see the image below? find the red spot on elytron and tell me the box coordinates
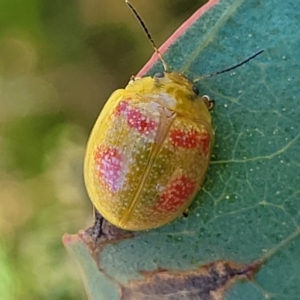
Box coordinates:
[170,129,200,149]
[199,131,210,156]
[170,128,211,155]
[113,100,156,135]
[154,175,196,213]
[94,146,123,193]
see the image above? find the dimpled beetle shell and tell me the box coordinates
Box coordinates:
[84,72,214,231]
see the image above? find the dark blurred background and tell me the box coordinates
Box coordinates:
[0,0,206,299]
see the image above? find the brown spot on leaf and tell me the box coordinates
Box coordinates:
[120,260,260,300]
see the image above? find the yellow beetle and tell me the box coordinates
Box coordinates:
[84,69,214,230]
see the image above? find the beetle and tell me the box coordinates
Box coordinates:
[84,0,263,231]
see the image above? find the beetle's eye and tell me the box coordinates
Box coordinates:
[192,85,199,95]
[153,72,165,78]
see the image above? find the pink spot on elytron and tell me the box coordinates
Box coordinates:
[170,129,200,149]
[113,100,129,117]
[154,175,196,213]
[113,100,156,135]
[94,146,123,193]
[126,107,156,134]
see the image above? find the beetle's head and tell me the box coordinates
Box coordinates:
[152,71,200,99]
[126,71,200,101]
[125,72,211,123]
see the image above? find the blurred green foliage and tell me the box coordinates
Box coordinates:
[0,0,206,299]
[4,113,66,176]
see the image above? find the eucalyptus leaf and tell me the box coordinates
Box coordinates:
[64,0,300,299]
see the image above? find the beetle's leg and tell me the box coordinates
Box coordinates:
[202,95,215,110]
[128,75,141,85]
[85,207,104,242]
[85,207,134,246]
[182,208,189,218]
[127,75,136,85]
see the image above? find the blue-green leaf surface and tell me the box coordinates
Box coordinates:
[64,0,300,299]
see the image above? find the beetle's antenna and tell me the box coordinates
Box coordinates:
[193,49,264,82]
[125,0,169,71]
